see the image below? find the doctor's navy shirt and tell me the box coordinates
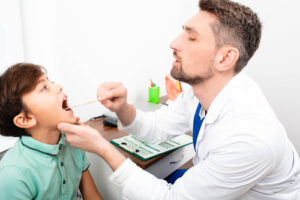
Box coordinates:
[0,132,90,200]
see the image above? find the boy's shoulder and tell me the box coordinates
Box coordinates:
[0,138,24,168]
[0,136,50,172]
[0,138,30,185]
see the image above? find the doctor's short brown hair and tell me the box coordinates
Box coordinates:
[200,0,262,73]
[0,63,46,137]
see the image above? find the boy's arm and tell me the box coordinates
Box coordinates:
[79,169,103,200]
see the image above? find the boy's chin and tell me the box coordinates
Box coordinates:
[59,116,79,125]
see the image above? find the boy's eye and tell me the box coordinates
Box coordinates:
[42,85,48,91]
[188,37,196,41]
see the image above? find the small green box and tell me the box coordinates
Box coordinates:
[148,87,160,104]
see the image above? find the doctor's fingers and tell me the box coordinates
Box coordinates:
[101,99,123,111]
[98,86,127,102]
[58,122,88,136]
[59,123,100,141]
[97,82,126,100]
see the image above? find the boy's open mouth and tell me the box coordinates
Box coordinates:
[62,97,71,111]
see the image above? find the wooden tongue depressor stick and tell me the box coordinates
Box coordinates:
[65,99,98,110]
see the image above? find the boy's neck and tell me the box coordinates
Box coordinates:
[27,126,61,145]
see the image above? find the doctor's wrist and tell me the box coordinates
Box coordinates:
[100,141,126,171]
[116,103,136,127]
[116,102,129,115]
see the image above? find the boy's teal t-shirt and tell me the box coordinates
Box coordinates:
[0,132,90,200]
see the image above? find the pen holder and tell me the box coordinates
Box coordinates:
[148,87,160,104]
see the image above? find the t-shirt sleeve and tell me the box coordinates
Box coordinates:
[80,150,90,172]
[0,166,33,199]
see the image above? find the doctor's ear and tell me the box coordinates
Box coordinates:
[13,112,37,129]
[215,46,239,72]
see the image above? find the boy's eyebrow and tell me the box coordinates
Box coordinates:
[37,79,46,84]
[182,25,199,36]
[36,77,48,86]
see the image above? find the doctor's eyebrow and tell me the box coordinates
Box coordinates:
[182,25,200,36]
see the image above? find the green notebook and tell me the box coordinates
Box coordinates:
[110,134,193,161]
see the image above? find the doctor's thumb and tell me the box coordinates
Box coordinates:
[58,123,76,133]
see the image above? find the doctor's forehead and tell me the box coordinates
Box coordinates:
[182,25,200,36]
[183,12,218,36]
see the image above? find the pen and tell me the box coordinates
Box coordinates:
[150,79,154,87]
[176,80,183,92]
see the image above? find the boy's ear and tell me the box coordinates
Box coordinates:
[13,112,37,129]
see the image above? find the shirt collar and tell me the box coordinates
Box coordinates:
[21,132,67,156]
[199,106,206,120]
[204,72,245,124]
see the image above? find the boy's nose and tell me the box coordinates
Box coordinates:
[56,84,63,93]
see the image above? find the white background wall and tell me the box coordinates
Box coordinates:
[0,0,24,66]
[0,1,300,197]
[237,0,300,152]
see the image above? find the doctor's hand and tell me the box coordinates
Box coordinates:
[97,82,127,113]
[97,82,136,126]
[57,122,126,171]
[58,122,109,156]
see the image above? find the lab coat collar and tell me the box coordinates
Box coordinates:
[204,72,244,124]
[20,132,67,156]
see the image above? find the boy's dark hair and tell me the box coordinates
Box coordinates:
[200,0,262,73]
[0,63,46,137]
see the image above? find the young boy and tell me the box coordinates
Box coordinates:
[0,63,103,199]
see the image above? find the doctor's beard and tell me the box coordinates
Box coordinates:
[170,56,214,86]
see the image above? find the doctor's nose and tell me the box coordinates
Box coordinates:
[169,35,181,51]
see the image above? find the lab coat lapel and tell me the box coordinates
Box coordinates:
[194,73,244,152]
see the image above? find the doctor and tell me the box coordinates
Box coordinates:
[58,0,300,199]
